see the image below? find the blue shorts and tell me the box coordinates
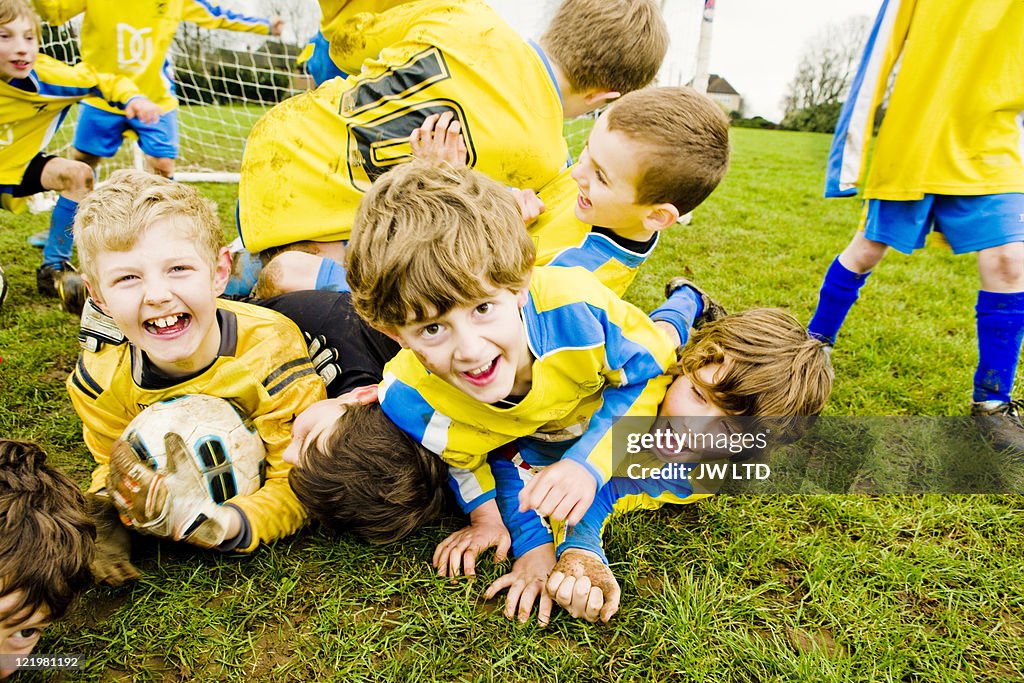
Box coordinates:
[73,102,178,159]
[862,193,1024,255]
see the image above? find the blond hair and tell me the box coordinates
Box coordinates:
[606,87,731,215]
[347,160,534,330]
[540,0,668,96]
[675,308,834,442]
[0,0,40,38]
[74,169,223,286]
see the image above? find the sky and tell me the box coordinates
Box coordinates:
[706,0,882,121]
[485,0,882,122]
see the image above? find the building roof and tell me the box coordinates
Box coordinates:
[707,74,739,95]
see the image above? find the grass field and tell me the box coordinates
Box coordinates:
[2,127,1023,681]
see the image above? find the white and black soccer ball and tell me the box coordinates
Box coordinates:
[120,394,266,504]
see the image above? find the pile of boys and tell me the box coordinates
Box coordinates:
[5,0,1022,672]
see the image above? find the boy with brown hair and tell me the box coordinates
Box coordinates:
[488,308,834,625]
[417,86,732,296]
[66,170,325,585]
[0,0,160,314]
[0,439,94,679]
[233,0,669,294]
[343,160,714,579]
[285,390,452,545]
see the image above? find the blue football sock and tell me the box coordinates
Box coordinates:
[41,195,78,268]
[650,285,703,347]
[315,257,350,293]
[224,248,263,298]
[973,290,1024,403]
[807,256,870,344]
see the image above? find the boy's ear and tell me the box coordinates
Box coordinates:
[642,203,681,233]
[379,326,408,348]
[515,272,533,308]
[83,277,110,315]
[584,89,620,109]
[211,247,232,296]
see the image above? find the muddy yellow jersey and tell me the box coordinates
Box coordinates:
[33,0,272,113]
[238,0,567,251]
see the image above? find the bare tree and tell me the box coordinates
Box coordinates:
[781,16,871,130]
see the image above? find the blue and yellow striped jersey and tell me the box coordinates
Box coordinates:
[0,54,142,188]
[826,0,1024,200]
[378,266,675,512]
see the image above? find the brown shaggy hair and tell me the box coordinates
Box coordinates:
[673,308,834,444]
[0,440,94,625]
[346,160,534,330]
[288,403,449,544]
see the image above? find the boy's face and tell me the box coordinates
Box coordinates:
[386,284,533,404]
[0,591,49,680]
[648,364,734,463]
[659,364,729,420]
[0,17,37,82]
[571,113,662,239]
[87,220,231,378]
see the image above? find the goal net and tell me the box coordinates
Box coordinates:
[39,0,321,182]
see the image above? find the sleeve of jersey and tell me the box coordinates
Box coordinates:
[231,352,326,552]
[559,296,676,488]
[66,355,126,494]
[182,0,271,34]
[556,474,702,564]
[490,453,552,559]
[31,0,86,24]
[378,372,496,512]
[64,61,145,109]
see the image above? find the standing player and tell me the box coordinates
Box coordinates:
[31,0,282,179]
[0,0,160,314]
[808,0,1024,452]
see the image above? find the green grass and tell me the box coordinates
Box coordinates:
[2,127,1023,682]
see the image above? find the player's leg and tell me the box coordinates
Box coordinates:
[72,103,129,169]
[253,250,349,298]
[808,198,931,344]
[37,155,92,314]
[132,108,178,179]
[938,194,1024,452]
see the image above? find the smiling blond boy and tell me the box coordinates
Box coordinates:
[65,170,325,584]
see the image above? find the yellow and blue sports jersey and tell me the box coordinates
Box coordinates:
[0,54,143,209]
[66,298,326,553]
[826,0,1024,200]
[491,452,710,562]
[238,0,567,251]
[33,0,272,113]
[532,168,657,297]
[378,266,675,513]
